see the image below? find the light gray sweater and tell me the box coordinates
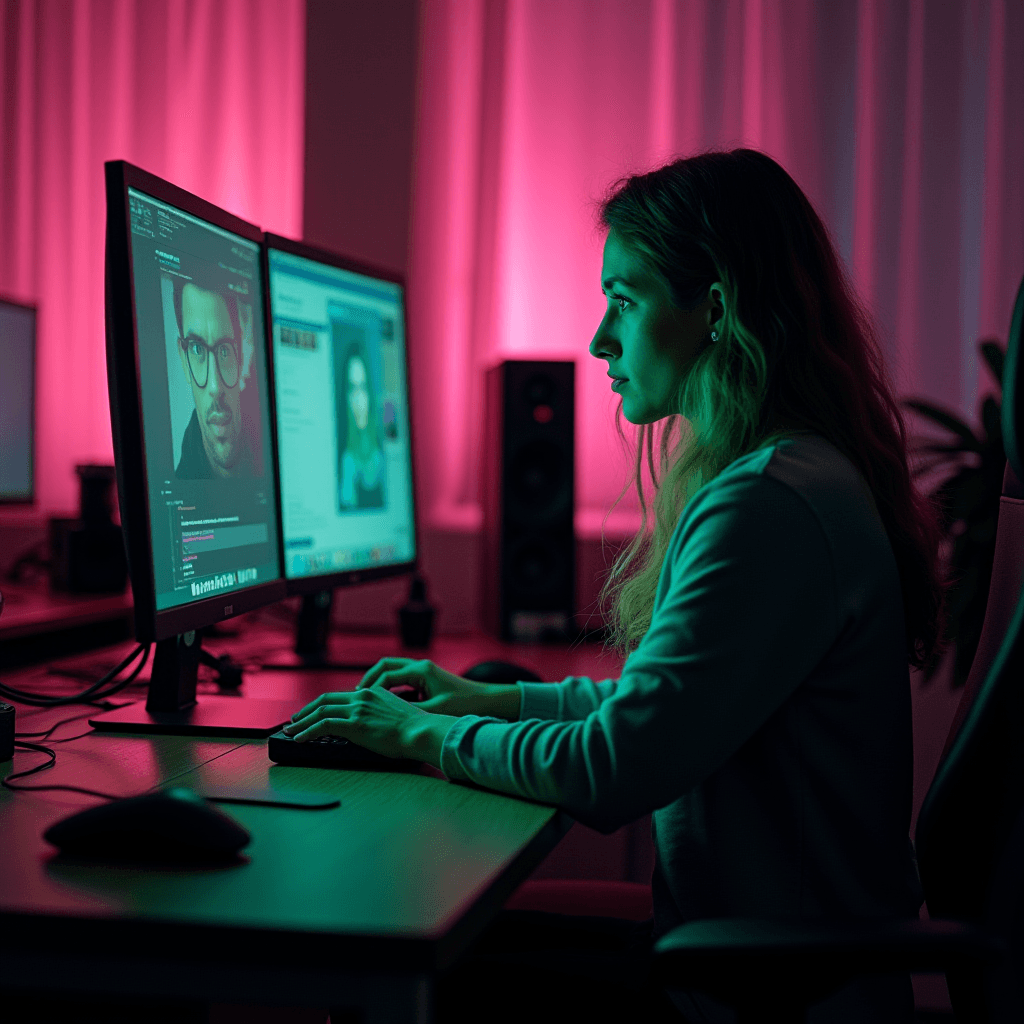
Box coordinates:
[440,432,921,1019]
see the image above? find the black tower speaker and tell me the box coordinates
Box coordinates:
[481,360,575,641]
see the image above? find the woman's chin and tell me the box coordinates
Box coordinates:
[621,402,662,426]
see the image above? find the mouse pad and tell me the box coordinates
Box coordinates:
[194,785,340,810]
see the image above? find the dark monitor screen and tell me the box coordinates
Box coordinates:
[0,298,36,502]
[266,242,416,587]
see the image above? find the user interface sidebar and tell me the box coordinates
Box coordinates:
[128,188,282,611]
[267,248,416,580]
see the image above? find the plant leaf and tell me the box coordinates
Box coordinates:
[903,399,982,451]
[981,395,1002,443]
[913,443,979,456]
[911,456,961,480]
[979,339,1005,386]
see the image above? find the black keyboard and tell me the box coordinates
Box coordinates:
[267,730,419,771]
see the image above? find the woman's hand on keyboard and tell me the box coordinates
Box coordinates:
[282,659,520,767]
[283,685,455,766]
[355,658,498,718]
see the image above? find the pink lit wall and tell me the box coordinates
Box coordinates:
[0,0,306,514]
[302,0,418,273]
[407,0,1024,536]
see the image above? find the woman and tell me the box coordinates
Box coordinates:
[285,149,948,1022]
[337,340,384,510]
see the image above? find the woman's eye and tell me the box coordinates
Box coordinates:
[615,296,631,312]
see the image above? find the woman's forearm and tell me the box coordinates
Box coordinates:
[472,683,521,721]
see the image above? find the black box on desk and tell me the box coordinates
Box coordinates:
[49,518,128,594]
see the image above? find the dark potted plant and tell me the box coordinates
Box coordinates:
[902,338,1007,687]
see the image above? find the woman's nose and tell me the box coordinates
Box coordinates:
[589,313,618,360]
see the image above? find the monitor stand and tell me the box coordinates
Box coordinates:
[259,589,375,672]
[89,631,297,737]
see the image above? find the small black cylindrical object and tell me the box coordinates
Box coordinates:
[77,463,118,528]
[0,702,14,762]
[398,576,436,648]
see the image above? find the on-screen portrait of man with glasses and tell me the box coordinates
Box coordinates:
[172,276,254,479]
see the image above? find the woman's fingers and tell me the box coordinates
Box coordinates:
[357,657,419,689]
[289,691,352,722]
[360,658,434,697]
[287,688,399,730]
[284,687,423,759]
[292,715,348,742]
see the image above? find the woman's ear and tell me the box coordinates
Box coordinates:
[707,283,727,333]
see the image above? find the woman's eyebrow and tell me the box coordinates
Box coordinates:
[602,274,637,292]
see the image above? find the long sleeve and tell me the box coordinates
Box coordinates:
[440,471,837,833]
[517,676,619,722]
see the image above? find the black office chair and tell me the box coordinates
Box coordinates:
[653,276,1024,1024]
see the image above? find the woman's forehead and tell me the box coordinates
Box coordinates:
[601,232,652,288]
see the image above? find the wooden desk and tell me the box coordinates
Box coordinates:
[0,625,613,1021]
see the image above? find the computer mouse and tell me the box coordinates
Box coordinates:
[43,787,251,864]
[461,660,543,685]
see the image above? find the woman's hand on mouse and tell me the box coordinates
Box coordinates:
[355,657,520,719]
[282,686,458,767]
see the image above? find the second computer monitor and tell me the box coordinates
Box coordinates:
[0,296,36,503]
[264,236,417,592]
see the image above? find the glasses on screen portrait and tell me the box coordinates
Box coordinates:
[180,336,240,389]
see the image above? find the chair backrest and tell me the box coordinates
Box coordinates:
[915,274,1024,1021]
[938,462,1024,766]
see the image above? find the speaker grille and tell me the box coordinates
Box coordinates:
[481,360,575,641]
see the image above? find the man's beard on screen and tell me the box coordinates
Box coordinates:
[203,398,240,470]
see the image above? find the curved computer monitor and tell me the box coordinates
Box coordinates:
[97,161,292,735]
[263,235,419,659]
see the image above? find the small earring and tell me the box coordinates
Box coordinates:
[711,330,719,342]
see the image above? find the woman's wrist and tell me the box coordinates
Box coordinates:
[402,712,459,768]
[401,684,521,769]
[478,683,521,721]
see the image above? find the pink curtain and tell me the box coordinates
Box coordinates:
[0,0,306,512]
[407,0,1024,534]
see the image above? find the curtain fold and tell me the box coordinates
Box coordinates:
[407,0,1024,533]
[0,0,305,512]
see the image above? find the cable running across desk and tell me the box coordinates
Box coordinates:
[1,646,151,798]
[0,643,150,707]
[15,706,129,742]
[1,644,338,808]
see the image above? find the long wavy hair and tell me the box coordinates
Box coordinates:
[598,149,949,673]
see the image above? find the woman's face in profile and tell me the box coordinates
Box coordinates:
[590,231,720,424]
[347,355,370,431]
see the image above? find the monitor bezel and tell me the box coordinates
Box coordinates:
[0,294,37,505]
[105,160,287,643]
[262,232,420,597]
